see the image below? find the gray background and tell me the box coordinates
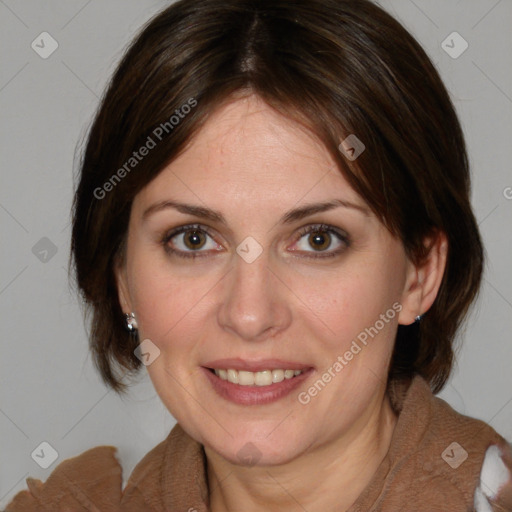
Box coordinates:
[1,0,511,505]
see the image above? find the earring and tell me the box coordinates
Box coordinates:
[415,314,422,322]
[125,312,138,332]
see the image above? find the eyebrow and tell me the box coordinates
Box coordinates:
[142,198,369,225]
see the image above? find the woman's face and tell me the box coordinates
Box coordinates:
[116,95,422,466]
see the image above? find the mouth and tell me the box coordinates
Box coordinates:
[209,367,304,386]
[201,359,314,405]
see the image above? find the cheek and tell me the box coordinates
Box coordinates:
[126,250,210,346]
[292,264,401,345]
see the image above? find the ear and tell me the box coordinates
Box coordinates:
[398,230,448,325]
[114,257,132,314]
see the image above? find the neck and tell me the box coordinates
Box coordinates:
[206,389,398,512]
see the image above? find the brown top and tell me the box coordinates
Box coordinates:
[6,375,512,511]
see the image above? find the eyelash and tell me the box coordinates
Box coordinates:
[161,223,350,260]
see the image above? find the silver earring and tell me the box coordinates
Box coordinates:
[415,314,422,322]
[125,312,138,332]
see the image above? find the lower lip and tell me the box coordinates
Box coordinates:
[202,367,314,405]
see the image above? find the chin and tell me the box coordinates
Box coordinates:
[203,427,307,467]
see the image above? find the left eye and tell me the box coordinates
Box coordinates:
[291,224,349,258]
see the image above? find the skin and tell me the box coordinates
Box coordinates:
[116,94,447,511]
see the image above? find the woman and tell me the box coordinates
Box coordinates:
[7,0,511,510]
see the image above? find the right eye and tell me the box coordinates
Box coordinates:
[161,224,223,259]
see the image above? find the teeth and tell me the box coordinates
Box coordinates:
[272,369,284,383]
[238,370,255,386]
[227,369,239,384]
[284,369,295,379]
[213,368,303,386]
[254,370,272,386]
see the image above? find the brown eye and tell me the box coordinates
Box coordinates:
[308,230,332,251]
[183,229,207,250]
[291,223,350,259]
[162,224,223,259]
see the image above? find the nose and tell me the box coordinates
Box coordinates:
[217,249,292,342]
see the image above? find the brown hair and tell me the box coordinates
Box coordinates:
[71,0,483,394]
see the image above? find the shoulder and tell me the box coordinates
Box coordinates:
[120,423,202,510]
[5,425,192,512]
[383,376,512,510]
[119,434,169,509]
[5,445,123,511]
[436,405,512,512]
[425,379,512,510]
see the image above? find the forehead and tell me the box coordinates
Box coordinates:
[133,95,365,213]
[192,95,328,165]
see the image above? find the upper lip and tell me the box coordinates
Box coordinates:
[203,358,312,372]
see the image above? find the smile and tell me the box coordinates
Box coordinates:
[212,368,302,386]
[202,362,314,405]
